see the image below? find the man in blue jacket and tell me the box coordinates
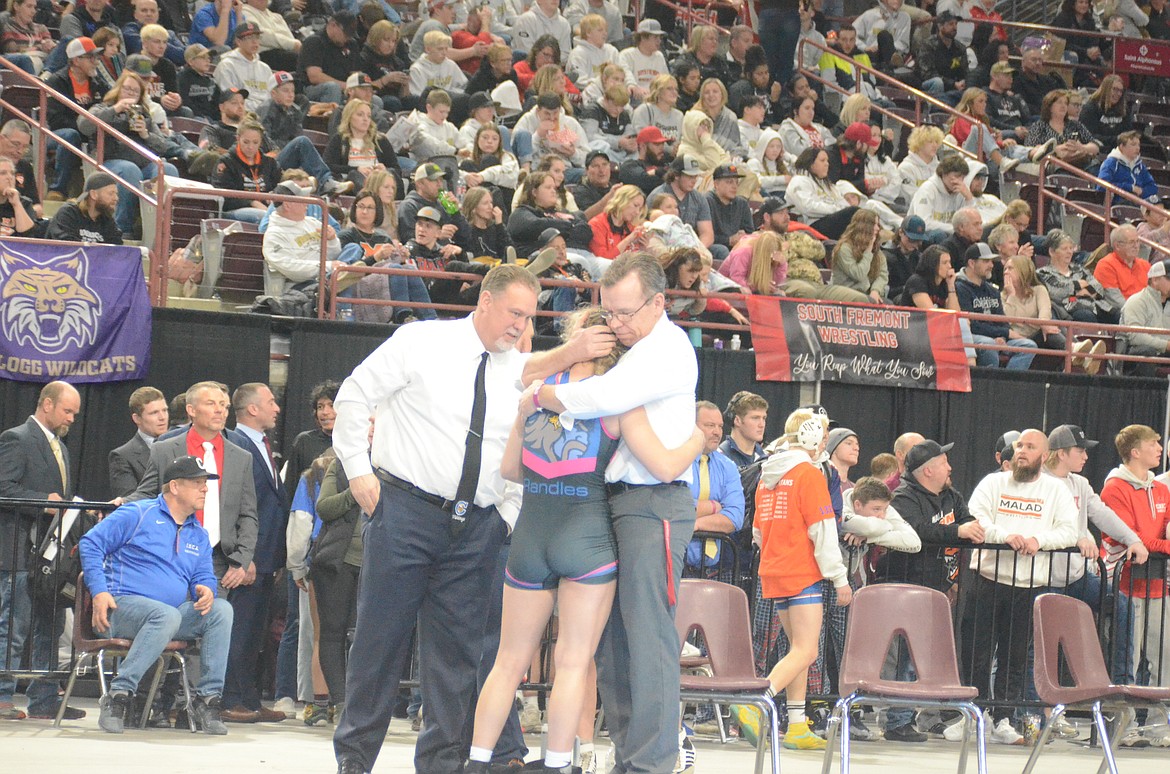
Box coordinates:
[79,456,234,735]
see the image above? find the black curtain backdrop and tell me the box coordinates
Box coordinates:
[1,308,271,502]
[5,311,1166,504]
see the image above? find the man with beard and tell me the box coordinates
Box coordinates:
[618,126,671,196]
[0,381,87,721]
[962,429,1078,745]
[46,171,122,243]
[914,11,968,103]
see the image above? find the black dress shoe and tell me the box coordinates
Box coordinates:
[337,758,368,774]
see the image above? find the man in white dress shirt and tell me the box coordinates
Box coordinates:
[521,254,698,774]
[330,264,539,774]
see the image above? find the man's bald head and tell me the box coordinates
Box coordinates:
[893,432,926,469]
[1012,428,1048,482]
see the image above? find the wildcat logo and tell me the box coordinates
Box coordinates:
[0,248,102,355]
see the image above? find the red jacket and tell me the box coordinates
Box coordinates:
[1101,468,1170,598]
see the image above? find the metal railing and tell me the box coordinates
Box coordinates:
[0,55,168,263]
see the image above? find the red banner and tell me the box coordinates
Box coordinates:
[1113,38,1170,77]
[746,296,971,392]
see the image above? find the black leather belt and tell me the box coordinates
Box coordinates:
[376,469,454,511]
[606,480,689,497]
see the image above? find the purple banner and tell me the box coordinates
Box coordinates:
[0,240,151,383]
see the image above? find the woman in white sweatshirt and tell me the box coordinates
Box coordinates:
[748,128,794,198]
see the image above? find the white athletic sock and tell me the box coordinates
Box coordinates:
[545,750,572,768]
[469,746,493,763]
[788,708,806,725]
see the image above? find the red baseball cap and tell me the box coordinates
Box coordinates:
[843,121,878,147]
[636,126,669,145]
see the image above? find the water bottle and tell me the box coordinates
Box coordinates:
[730,334,742,351]
[688,326,702,348]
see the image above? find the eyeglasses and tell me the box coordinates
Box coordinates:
[355,203,377,210]
[599,296,652,323]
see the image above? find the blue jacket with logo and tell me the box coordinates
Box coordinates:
[79,495,217,608]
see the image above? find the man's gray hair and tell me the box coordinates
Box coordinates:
[1111,223,1138,247]
[952,208,980,230]
[185,380,229,406]
[695,400,720,417]
[601,252,667,297]
[1,119,31,137]
[481,263,540,298]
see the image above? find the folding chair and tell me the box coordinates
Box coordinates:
[1023,593,1170,774]
[56,573,195,731]
[675,579,781,774]
[821,584,988,774]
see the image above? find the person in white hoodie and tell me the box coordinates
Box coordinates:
[564,14,619,90]
[261,181,343,296]
[738,407,851,752]
[748,126,793,198]
[908,155,976,238]
[896,125,943,206]
[962,429,1079,746]
[839,477,922,587]
[617,19,668,102]
[511,0,572,56]
[241,0,300,72]
[410,30,469,97]
[965,161,1006,224]
[408,88,470,162]
[213,22,273,114]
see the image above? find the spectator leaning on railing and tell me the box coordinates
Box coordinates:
[1120,258,1170,375]
[261,181,343,297]
[962,429,1079,746]
[1094,223,1150,317]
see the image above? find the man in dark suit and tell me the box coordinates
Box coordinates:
[108,386,170,498]
[129,381,258,587]
[0,381,86,721]
[222,383,289,724]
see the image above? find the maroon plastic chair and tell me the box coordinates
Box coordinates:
[820,584,987,774]
[1023,593,1170,774]
[675,579,780,774]
[55,573,194,731]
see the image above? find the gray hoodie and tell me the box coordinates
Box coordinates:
[1042,467,1141,586]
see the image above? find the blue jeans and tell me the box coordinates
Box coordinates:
[305,82,345,104]
[106,594,233,698]
[44,36,69,73]
[48,128,83,194]
[275,572,300,701]
[0,571,64,714]
[6,54,36,74]
[277,135,333,185]
[336,245,438,317]
[103,158,179,232]
[512,130,533,164]
[972,334,1037,370]
[759,8,801,86]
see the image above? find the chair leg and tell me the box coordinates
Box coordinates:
[138,655,168,730]
[1096,705,1129,774]
[1022,704,1063,774]
[840,697,856,774]
[95,650,108,695]
[714,702,728,744]
[962,702,988,774]
[174,653,197,734]
[820,697,847,774]
[54,652,90,727]
[753,694,781,774]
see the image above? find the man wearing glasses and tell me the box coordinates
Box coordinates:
[522,253,698,774]
[1094,224,1151,319]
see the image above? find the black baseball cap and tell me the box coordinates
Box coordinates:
[163,455,220,484]
[905,440,954,473]
[467,91,495,112]
[759,198,794,215]
[217,86,248,104]
[585,150,611,167]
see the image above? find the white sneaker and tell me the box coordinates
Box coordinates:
[672,735,696,774]
[272,697,297,719]
[1143,724,1170,747]
[942,717,968,742]
[1050,716,1079,740]
[991,717,1025,746]
[519,700,542,733]
[1120,724,1150,748]
[579,749,598,774]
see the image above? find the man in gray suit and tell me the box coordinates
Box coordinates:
[0,381,87,721]
[128,381,259,592]
[108,386,170,499]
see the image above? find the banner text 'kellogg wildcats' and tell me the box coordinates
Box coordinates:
[0,240,150,383]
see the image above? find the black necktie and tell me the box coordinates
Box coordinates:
[451,351,488,537]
